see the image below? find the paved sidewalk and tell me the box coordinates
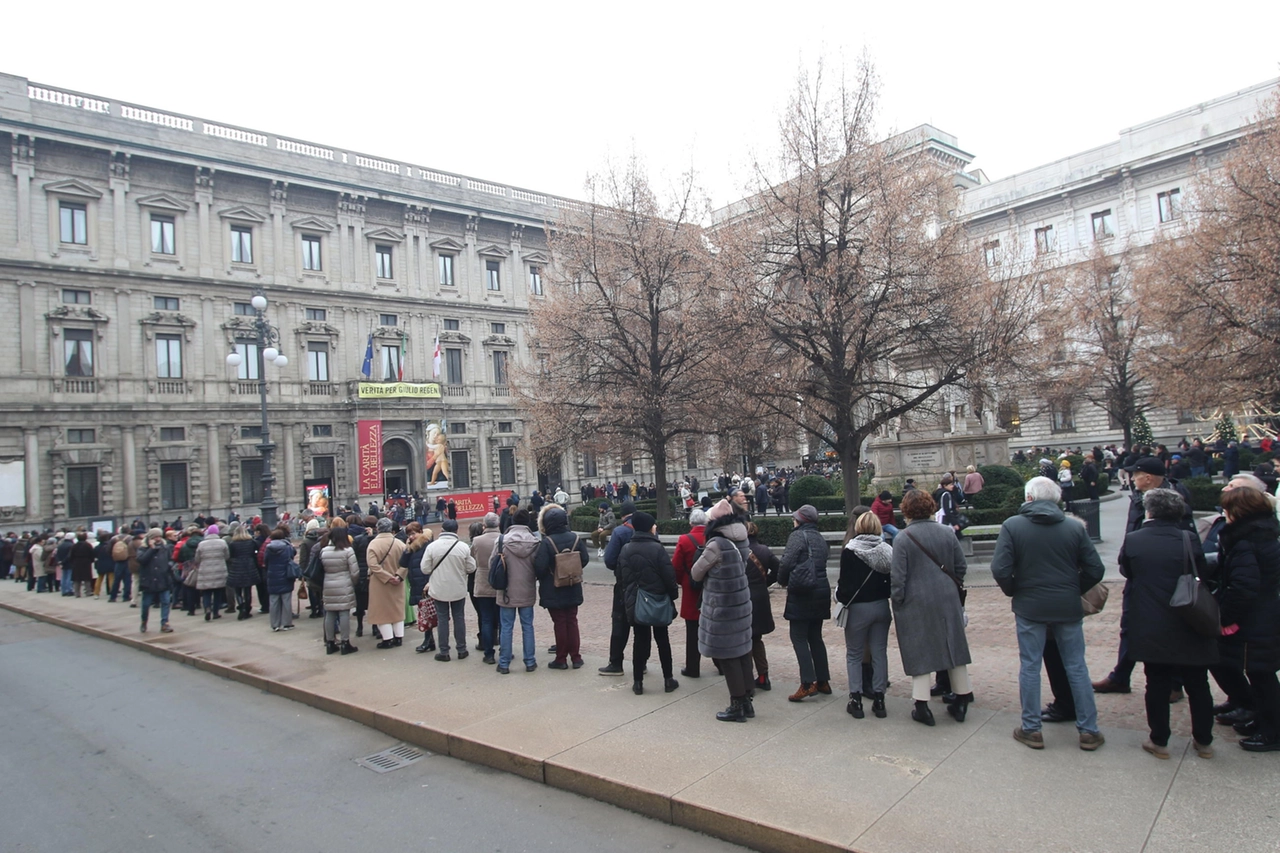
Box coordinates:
[2,575,1276,853]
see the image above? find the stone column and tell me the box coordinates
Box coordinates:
[11,135,34,252]
[464,215,478,302]
[281,422,296,511]
[196,168,214,278]
[109,153,130,269]
[18,280,37,374]
[24,428,40,522]
[115,288,134,377]
[121,426,137,515]
[477,423,490,491]
[207,424,223,509]
[270,181,288,283]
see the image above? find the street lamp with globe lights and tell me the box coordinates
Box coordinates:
[226,291,288,526]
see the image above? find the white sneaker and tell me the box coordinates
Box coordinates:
[597,548,603,558]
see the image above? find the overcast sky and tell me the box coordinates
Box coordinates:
[8,1,1279,208]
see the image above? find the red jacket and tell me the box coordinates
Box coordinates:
[870,497,895,528]
[671,525,706,620]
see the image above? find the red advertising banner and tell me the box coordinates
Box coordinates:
[444,489,507,520]
[356,420,383,495]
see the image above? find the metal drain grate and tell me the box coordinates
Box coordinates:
[356,744,430,774]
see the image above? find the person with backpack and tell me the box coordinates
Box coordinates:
[108,528,132,602]
[672,507,709,678]
[534,504,589,670]
[425,519,477,661]
[779,505,832,702]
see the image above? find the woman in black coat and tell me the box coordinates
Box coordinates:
[226,523,261,620]
[1118,488,1217,759]
[616,511,679,695]
[745,523,777,690]
[1217,486,1280,752]
[533,505,588,669]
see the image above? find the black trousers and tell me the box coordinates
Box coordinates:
[632,624,673,680]
[255,572,269,613]
[1248,670,1280,740]
[684,619,701,676]
[608,583,631,667]
[714,653,755,700]
[1044,635,1074,713]
[1144,662,1213,747]
[1210,664,1254,710]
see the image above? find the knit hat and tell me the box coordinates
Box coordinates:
[205,524,220,536]
[707,499,734,521]
[305,518,321,531]
[146,528,163,540]
[619,500,636,517]
[631,511,656,533]
[793,505,819,524]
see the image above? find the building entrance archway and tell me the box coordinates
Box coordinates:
[382,438,414,495]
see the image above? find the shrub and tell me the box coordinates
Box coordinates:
[789,475,835,508]
[1181,476,1222,512]
[657,519,692,536]
[812,495,848,512]
[970,485,1011,509]
[1097,472,1111,493]
[978,464,1025,490]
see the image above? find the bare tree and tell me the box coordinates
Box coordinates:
[516,158,733,520]
[1139,90,1280,410]
[719,57,1041,507]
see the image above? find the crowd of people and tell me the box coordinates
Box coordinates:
[3,450,1277,755]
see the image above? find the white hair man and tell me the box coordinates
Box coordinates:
[991,476,1107,751]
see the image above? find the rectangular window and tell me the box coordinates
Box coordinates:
[450,450,470,488]
[159,427,185,441]
[376,245,393,279]
[312,424,333,437]
[305,307,326,321]
[982,240,1000,267]
[301,235,322,271]
[498,421,513,433]
[448,421,466,434]
[1091,209,1115,240]
[491,322,506,335]
[153,296,179,311]
[240,459,264,505]
[150,215,175,255]
[621,457,634,475]
[492,351,508,386]
[686,440,698,469]
[67,428,95,444]
[312,455,335,482]
[66,466,99,517]
[63,289,91,304]
[379,313,398,327]
[486,260,501,291]
[241,425,263,439]
[443,318,459,331]
[64,328,94,377]
[59,202,87,244]
[381,345,401,382]
[498,447,516,485]
[160,462,189,511]
[438,254,455,286]
[1158,188,1182,223]
[233,301,254,316]
[529,265,543,295]
[1050,399,1076,433]
[445,347,463,385]
[583,450,598,479]
[155,334,182,379]
[1034,225,1056,255]
[231,226,253,263]
[997,401,1021,436]
[307,342,330,381]
[234,342,259,380]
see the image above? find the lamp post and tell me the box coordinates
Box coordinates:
[226,292,288,527]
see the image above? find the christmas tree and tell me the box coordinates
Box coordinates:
[1131,413,1153,447]
[1215,413,1238,443]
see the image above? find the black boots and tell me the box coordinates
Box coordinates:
[340,641,358,655]
[912,700,936,726]
[847,692,865,719]
[416,636,437,653]
[326,641,339,655]
[741,697,755,718]
[947,692,974,723]
[871,692,887,718]
[355,616,364,637]
[633,679,644,695]
[664,677,680,693]
[716,699,747,723]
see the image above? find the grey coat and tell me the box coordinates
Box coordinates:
[193,536,230,590]
[890,519,971,675]
[690,522,754,659]
[490,525,539,608]
[320,544,360,612]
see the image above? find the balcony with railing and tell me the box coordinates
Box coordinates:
[52,378,97,393]
[305,382,334,396]
[234,381,262,395]
[491,385,511,397]
[444,384,469,397]
[153,380,187,395]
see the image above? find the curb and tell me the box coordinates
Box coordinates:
[0,598,861,853]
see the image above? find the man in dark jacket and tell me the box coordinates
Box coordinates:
[1081,454,1100,501]
[616,510,679,694]
[1095,456,1196,694]
[991,476,1106,750]
[598,501,637,675]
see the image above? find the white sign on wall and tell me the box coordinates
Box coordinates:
[0,460,24,508]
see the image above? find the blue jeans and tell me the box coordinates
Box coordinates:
[475,596,498,656]
[1016,615,1099,734]
[110,561,131,600]
[881,524,899,543]
[141,590,171,626]
[499,605,535,669]
[60,567,73,594]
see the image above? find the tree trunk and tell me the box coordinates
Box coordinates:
[653,446,671,521]
[840,442,861,512]
[1122,421,1133,448]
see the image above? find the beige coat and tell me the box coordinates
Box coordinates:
[469,530,501,598]
[424,533,476,602]
[193,536,230,590]
[364,532,407,624]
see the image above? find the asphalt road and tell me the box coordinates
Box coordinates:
[0,607,745,853]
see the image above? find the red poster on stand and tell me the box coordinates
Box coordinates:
[444,490,507,519]
[356,420,383,495]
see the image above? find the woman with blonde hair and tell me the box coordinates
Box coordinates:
[837,511,894,719]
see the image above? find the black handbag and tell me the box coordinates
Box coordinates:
[302,547,325,585]
[1170,531,1220,638]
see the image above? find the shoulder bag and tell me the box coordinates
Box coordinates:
[1170,530,1221,637]
[302,547,326,585]
[488,535,509,591]
[634,586,675,627]
[900,529,966,606]
[1081,581,1109,615]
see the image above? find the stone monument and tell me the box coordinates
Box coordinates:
[867,406,1012,488]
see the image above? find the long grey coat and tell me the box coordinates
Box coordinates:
[320,544,360,612]
[690,522,754,659]
[890,519,971,675]
[193,536,229,591]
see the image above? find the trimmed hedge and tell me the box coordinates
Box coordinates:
[970,485,1012,509]
[1181,476,1222,512]
[979,464,1026,490]
[789,475,835,508]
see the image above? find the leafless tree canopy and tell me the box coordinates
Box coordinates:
[517,159,733,519]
